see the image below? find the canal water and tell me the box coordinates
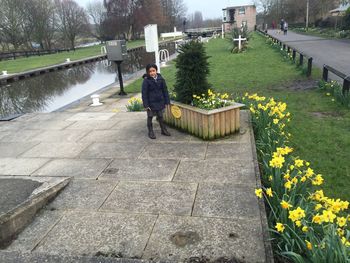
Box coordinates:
[0,42,175,119]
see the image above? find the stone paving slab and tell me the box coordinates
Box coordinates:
[21,142,90,158]
[34,211,157,258]
[193,183,260,219]
[100,181,197,215]
[0,130,43,143]
[14,113,76,123]
[0,142,39,158]
[0,131,9,140]
[64,120,120,130]
[173,159,256,184]
[0,158,49,176]
[0,122,25,131]
[110,119,149,130]
[79,129,146,143]
[79,142,146,159]
[22,120,74,130]
[206,142,252,160]
[67,112,116,121]
[31,130,91,143]
[143,215,265,262]
[33,158,111,179]
[0,251,152,263]
[99,159,179,181]
[110,112,146,120]
[47,180,117,210]
[5,209,64,252]
[140,142,207,159]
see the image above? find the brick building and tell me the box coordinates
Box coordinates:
[222,5,257,32]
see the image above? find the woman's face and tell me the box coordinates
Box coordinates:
[148,67,157,78]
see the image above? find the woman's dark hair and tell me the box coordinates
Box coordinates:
[146,63,158,73]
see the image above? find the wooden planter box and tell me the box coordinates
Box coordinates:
[164,101,245,140]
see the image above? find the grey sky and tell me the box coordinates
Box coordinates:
[76,0,254,19]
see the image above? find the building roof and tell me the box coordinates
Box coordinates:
[222,4,256,10]
[330,3,350,14]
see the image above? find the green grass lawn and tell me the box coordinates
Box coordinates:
[0,40,145,74]
[126,33,350,201]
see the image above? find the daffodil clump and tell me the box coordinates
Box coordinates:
[318,80,350,108]
[192,89,234,110]
[125,97,143,112]
[242,93,350,262]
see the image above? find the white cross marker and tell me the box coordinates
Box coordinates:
[233,35,247,51]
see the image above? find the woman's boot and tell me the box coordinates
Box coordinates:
[159,117,170,136]
[147,117,156,139]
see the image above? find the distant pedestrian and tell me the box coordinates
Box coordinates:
[284,21,288,35]
[272,20,276,30]
[280,19,284,34]
[141,63,171,139]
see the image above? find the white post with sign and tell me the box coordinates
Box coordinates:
[144,24,160,73]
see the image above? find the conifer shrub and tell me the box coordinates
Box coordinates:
[173,41,210,104]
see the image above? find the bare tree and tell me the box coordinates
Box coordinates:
[23,0,56,49]
[104,0,142,40]
[0,0,26,50]
[160,0,187,31]
[55,0,89,48]
[86,1,107,42]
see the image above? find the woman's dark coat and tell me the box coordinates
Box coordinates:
[141,73,170,111]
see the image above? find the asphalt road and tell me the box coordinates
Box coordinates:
[267,29,350,77]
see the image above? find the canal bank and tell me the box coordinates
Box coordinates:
[0,42,176,120]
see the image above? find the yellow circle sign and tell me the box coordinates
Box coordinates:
[171,105,182,119]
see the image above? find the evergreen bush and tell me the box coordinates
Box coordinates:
[173,41,210,104]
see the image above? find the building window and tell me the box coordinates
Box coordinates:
[229,9,235,22]
[239,7,245,15]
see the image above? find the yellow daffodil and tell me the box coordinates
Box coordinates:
[295,220,302,227]
[266,188,273,197]
[302,226,308,232]
[269,155,285,169]
[337,217,347,227]
[305,240,312,250]
[341,237,350,247]
[281,200,293,210]
[288,207,306,222]
[275,223,285,233]
[321,210,336,223]
[294,159,304,167]
[255,188,263,198]
[337,228,345,237]
[284,180,292,190]
[312,174,324,186]
[314,204,323,211]
[312,214,322,224]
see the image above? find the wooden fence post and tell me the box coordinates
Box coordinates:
[322,65,328,81]
[299,54,304,66]
[343,77,350,95]
[292,50,296,62]
[307,57,312,77]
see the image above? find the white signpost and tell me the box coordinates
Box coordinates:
[233,35,247,51]
[144,24,160,73]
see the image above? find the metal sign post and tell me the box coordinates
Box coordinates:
[105,40,128,95]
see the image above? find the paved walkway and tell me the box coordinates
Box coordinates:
[0,88,270,262]
[267,29,350,76]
